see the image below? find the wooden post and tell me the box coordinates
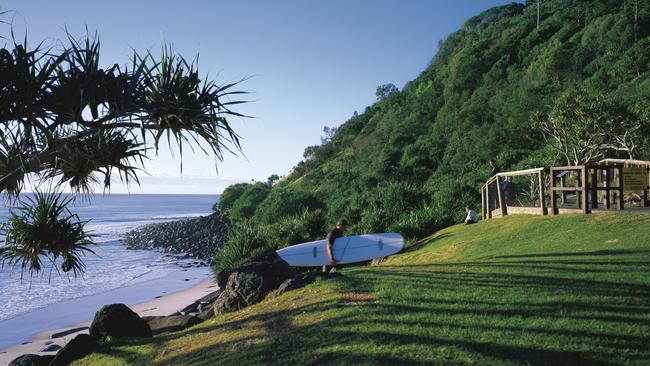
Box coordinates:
[643,168,650,207]
[575,171,581,209]
[618,166,624,210]
[590,167,598,210]
[551,169,558,215]
[538,170,547,215]
[496,176,508,217]
[581,166,590,214]
[486,182,492,219]
[481,186,486,220]
[604,167,611,209]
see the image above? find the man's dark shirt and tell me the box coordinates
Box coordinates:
[326,228,344,247]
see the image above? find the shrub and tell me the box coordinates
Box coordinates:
[270,208,328,248]
[228,183,271,221]
[216,183,251,211]
[388,204,443,240]
[254,187,325,223]
[211,221,271,275]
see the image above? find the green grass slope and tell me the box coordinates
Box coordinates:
[77,213,650,366]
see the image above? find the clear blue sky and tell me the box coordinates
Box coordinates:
[3,0,515,194]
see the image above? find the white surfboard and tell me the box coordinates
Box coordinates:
[276,233,404,267]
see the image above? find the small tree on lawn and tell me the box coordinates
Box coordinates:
[0,27,248,278]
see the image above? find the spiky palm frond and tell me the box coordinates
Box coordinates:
[44,130,147,192]
[0,26,249,280]
[0,37,66,125]
[141,46,248,170]
[1,191,95,278]
[0,136,27,197]
[1,32,249,194]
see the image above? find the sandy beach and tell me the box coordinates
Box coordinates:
[0,275,217,366]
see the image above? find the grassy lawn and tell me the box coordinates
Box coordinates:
[76,213,650,366]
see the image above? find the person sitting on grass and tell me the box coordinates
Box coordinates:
[325,219,348,273]
[464,206,478,225]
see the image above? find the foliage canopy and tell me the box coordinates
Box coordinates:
[0,24,247,276]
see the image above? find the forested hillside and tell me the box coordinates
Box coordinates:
[213,0,649,270]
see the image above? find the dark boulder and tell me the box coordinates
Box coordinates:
[51,334,98,366]
[213,249,296,315]
[213,273,261,315]
[89,304,152,340]
[145,314,202,335]
[8,354,54,366]
[215,269,231,288]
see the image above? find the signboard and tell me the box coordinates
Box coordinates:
[623,167,649,192]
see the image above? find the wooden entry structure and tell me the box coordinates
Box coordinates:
[482,159,650,220]
[600,159,650,207]
[549,161,650,214]
[481,167,546,220]
[550,165,622,214]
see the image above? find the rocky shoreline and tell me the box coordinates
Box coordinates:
[122,211,229,263]
[7,250,341,366]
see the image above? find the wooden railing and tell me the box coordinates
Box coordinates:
[481,167,546,220]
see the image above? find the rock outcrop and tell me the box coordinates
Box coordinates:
[89,304,152,340]
[8,355,54,366]
[51,334,98,366]
[178,289,221,317]
[213,249,296,315]
[123,211,228,262]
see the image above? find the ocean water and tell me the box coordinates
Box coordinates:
[0,193,217,323]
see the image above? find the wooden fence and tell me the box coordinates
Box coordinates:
[481,160,650,220]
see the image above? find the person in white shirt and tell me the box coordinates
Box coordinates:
[464,206,477,225]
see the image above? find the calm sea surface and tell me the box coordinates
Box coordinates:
[0,193,217,327]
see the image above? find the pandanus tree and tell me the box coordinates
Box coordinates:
[0,27,248,278]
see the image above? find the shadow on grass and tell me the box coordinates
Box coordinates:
[400,233,453,254]
[492,248,650,259]
[95,256,650,365]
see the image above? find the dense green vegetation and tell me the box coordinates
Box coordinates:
[213,0,649,270]
[78,213,650,365]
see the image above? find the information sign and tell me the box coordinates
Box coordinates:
[623,167,648,191]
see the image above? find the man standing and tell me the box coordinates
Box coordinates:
[500,176,516,206]
[488,160,500,211]
[325,219,348,272]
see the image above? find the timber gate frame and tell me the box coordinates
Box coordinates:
[481,167,546,220]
